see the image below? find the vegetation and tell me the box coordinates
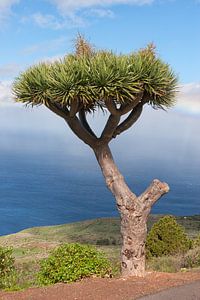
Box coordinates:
[13,35,178,277]
[37,243,111,285]
[0,215,199,289]
[182,247,200,269]
[193,234,200,247]
[0,247,16,289]
[13,40,177,110]
[146,216,191,258]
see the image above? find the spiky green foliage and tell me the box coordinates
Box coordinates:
[13,39,178,112]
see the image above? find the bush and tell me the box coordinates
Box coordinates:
[192,234,200,248]
[0,247,16,289]
[182,247,200,269]
[146,216,191,258]
[37,243,112,285]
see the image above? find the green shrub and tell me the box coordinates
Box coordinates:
[37,243,112,285]
[0,247,16,289]
[146,216,191,258]
[192,234,200,248]
[182,247,200,269]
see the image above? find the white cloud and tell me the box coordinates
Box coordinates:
[86,8,115,18]
[0,0,19,24]
[176,82,200,116]
[0,81,14,106]
[0,63,23,80]
[32,13,65,30]
[49,0,153,15]
[30,11,86,29]
[31,0,153,29]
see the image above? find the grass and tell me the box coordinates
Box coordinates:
[0,215,199,289]
[0,215,199,263]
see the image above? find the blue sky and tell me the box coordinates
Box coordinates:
[0,0,199,117]
[0,0,200,115]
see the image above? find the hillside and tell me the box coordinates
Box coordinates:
[0,215,199,262]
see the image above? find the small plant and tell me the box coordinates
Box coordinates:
[192,234,200,248]
[37,243,112,285]
[182,247,200,269]
[146,216,191,258]
[0,246,16,289]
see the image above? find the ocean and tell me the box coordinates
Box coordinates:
[0,107,200,236]
[0,141,199,236]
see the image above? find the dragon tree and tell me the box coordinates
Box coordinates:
[13,36,178,277]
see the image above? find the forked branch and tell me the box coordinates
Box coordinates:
[113,103,143,138]
[100,114,120,143]
[105,98,120,116]
[101,92,145,141]
[46,101,97,148]
[105,92,144,116]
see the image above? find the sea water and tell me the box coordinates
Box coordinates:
[0,107,199,235]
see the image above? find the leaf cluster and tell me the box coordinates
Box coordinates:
[146,216,191,258]
[37,243,112,285]
[13,39,178,112]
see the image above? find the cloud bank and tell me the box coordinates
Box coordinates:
[0,81,13,106]
[33,0,154,28]
[176,83,200,116]
[0,0,155,28]
[49,0,153,15]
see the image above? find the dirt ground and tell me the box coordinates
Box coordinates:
[1,272,200,300]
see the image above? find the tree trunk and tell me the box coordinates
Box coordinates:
[94,144,169,277]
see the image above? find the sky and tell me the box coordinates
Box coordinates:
[0,0,199,154]
[0,0,200,114]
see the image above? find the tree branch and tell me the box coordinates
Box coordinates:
[79,109,97,138]
[65,116,97,148]
[100,114,121,143]
[101,93,144,142]
[69,98,80,117]
[46,101,97,148]
[139,179,169,206]
[119,92,144,115]
[112,103,143,138]
[46,101,69,119]
[105,98,121,116]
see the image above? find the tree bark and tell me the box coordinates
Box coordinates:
[94,144,169,277]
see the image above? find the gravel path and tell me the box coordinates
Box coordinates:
[1,272,200,300]
[138,281,200,300]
